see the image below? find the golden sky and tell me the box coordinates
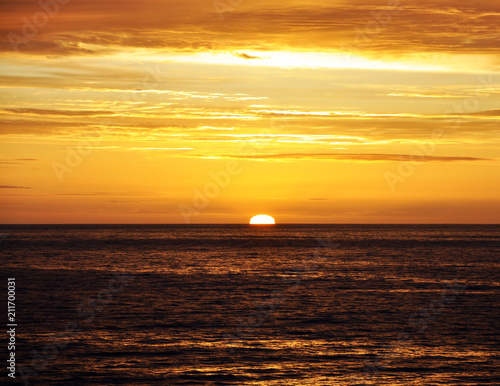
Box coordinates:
[1,0,499,223]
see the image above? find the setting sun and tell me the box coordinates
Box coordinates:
[250,215,276,225]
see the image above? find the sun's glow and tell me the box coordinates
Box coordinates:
[0,0,498,224]
[166,51,450,72]
[250,215,276,225]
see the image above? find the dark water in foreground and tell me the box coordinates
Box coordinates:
[1,224,499,385]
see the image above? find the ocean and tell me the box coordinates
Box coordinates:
[1,224,499,385]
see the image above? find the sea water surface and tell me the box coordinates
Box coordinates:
[1,224,499,385]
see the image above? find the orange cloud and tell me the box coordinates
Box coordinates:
[0,0,498,56]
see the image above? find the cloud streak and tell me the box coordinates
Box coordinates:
[215,153,494,162]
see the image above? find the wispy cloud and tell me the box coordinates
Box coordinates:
[0,159,38,165]
[214,153,494,162]
[234,52,263,60]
